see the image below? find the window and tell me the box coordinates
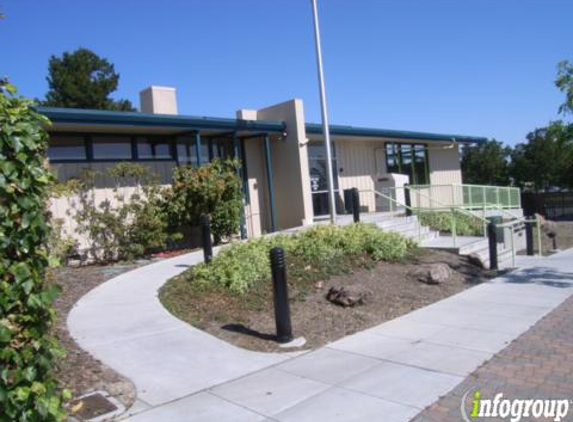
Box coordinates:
[136,137,173,160]
[385,142,429,185]
[176,135,198,166]
[48,135,87,161]
[92,136,133,160]
[210,138,234,161]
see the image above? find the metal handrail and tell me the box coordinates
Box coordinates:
[401,185,489,247]
[365,189,423,241]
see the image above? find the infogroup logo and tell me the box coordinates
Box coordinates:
[461,390,571,422]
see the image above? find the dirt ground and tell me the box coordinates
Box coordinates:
[161,249,494,353]
[48,264,139,410]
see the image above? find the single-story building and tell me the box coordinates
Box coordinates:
[41,86,490,240]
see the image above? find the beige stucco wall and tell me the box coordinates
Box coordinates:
[242,137,271,237]
[335,138,464,211]
[255,99,314,230]
[428,144,462,185]
[335,139,384,212]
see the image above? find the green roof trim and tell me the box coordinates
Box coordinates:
[36,107,286,133]
[305,122,487,144]
[36,106,487,144]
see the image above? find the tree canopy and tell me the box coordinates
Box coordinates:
[556,60,573,116]
[509,122,573,191]
[41,48,135,111]
[462,59,573,192]
[461,139,510,185]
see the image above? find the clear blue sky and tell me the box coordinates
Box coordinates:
[1,0,571,145]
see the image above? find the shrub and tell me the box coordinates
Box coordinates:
[188,223,417,295]
[47,218,79,266]
[166,158,243,243]
[73,163,171,262]
[417,210,483,236]
[0,82,69,421]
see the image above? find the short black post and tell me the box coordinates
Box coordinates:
[202,214,213,264]
[269,247,293,343]
[351,188,360,223]
[404,184,412,217]
[525,217,534,256]
[487,221,498,270]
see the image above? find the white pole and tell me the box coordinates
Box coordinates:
[310,0,337,224]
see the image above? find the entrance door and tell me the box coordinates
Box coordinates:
[308,141,340,217]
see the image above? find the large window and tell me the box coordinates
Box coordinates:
[385,142,429,185]
[47,135,87,161]
[136,136,173,160]
[92,136,133,160]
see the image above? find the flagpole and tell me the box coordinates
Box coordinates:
[310,0,337,224]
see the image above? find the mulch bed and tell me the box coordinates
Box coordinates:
[47,263,140,410]
[161,249,494,353]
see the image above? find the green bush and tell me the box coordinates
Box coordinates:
[73,163,171,262]
[189,223,417,295]
[0,82,69,421]
[417,210,483,236]
[165,158,243,243]
[47,218,79,266]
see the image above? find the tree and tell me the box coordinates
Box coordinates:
[556,60,573,116]
[509,121,573,191]
[461,139,511,185]
[41,48,135,111]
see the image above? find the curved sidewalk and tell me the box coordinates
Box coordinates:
[68,249,573,422]
[67,249,292,410]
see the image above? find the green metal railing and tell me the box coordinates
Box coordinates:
[401,184,521,210]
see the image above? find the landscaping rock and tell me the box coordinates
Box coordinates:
[326,286,371,307]
[411,263,453,284]
[467,253,486,269]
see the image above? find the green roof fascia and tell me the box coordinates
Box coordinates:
[36,107,286,133]
[305,123,487,144]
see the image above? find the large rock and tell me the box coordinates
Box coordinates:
[326,286,371,307]
[410,263,453,285]
[467,252,486,269]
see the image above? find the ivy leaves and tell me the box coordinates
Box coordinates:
[0,83,67,421]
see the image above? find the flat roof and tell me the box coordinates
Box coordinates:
[37,107,487,144]
[305,123,487,144]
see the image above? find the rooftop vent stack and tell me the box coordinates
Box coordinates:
[139,86,178,114]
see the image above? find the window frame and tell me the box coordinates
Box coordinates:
[46,134,89,162]
[48,132,178,164]
[384,141,430,185]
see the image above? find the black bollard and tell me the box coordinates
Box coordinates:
[404,184,412,217]
[351,188,360,223]
[487,221,498,270]
[525,217,534,256]
[269,247,293,343]
[202,214,213,264]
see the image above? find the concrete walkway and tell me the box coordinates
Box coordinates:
[67,249,294,411]
[68,249,573,422]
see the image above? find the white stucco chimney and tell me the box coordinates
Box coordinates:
[139,86,178,114]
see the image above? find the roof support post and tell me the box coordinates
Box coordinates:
[233,131,247,239]
[194,131,203,166]
[264,134,278,233]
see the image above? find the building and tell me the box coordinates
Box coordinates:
[41,86,490,241]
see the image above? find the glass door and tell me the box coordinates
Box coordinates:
[308,141,340,217]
